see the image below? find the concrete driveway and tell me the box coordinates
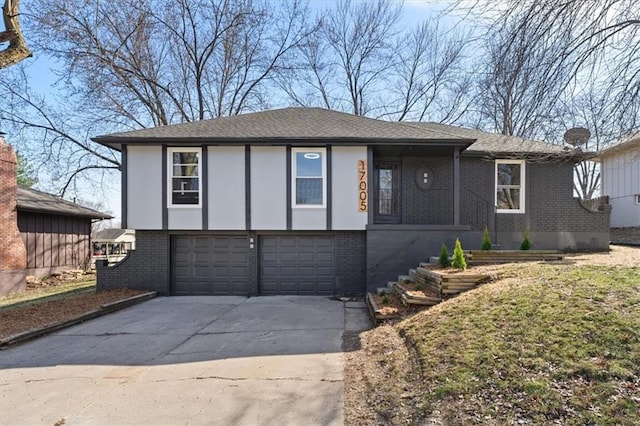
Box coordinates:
[0,296,370,425]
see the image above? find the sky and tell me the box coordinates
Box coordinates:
[13,0,455,224]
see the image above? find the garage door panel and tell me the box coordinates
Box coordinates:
[173,236,248,295]
[317,253,333,262]
[259,236,336,295]
[298,252,315,262]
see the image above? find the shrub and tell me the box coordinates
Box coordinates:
[481,227,492,250]
[439,243,450,268]
[451,238,467,270]
[520,229,532,250]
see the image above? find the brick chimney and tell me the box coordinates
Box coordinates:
[0,136,27,295]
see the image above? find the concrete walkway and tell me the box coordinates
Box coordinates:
[0,296,371,425]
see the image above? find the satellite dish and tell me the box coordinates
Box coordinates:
[564,127,591,146]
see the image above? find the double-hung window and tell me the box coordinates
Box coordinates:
[169,148,201,206]
[293,148,326,207]
[496,160,525,213]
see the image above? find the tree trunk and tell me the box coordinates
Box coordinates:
[0,0,31,69]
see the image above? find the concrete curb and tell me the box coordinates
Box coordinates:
[0,291,157,349]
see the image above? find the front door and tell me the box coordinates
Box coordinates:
[374,162,400,223]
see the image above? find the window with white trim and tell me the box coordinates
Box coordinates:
[293,148,326,207]
[168,148,201,206]
[496,160,525,213]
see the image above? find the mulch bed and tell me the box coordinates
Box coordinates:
[0,289,145,340]
[395,281,441,299]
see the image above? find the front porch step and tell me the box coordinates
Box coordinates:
[397,275,412,284]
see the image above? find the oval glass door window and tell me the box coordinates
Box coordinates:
[415,164,434,191]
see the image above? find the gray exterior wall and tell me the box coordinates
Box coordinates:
[291,209,326,230]
[97,230,366,295]
[96,230,170,294]
[168,208,202,230]
[366,225,480,292]
[335,231,367,294]
[127,146,162,229]
[332,146,368,230]
[366,155,610,290]
[208,147,246,229]
[601,150,640,227]
[401,156,454,225]
[251,146,287,230]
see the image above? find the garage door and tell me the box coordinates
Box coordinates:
[260,236,335,295]
[173,236,248,295]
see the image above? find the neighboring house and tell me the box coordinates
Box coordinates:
[0,137,111,296]
[93,108,610,296]
[91,228,136,266]
[595,134,640,228]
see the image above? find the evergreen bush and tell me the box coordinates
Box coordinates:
[438,243,450,268]
[451,238,467,270]
[481,227,492,250]
[520,229,532,250]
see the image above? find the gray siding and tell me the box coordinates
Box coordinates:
[332,147,368,230]
[168,208,202,230]
[292,209,326,230]
[208,147,246,229]
[251,146,287,230]
[128,146,162,229]
[601,151,640,227]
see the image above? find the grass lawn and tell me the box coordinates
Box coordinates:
[398,263,640,424]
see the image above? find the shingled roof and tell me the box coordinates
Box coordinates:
[17,186,111,219]
[93,107,474,150]
[406,122,567,155]
[594,133,640,159]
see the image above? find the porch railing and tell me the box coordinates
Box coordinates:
[461,185,497,243]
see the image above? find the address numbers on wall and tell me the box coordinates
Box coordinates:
[358,159,368,212]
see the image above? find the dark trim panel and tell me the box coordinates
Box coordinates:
[453,146,460,226]
[367,146,374,225]
[201,145,209,230]
[326,145,332,230]
[121,145,128,229]
[161,145,168,230]
[286,145,292,230]
[245,145,251,230]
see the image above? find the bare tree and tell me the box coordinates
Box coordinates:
[278,0,402,117]
[477,4,580,139]
[0,67,120,196]
[0,0,31,68]
[2,0,315,196]
[27,0,315,128]
[383,19,475,123]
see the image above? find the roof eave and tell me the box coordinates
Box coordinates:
[17,206,113,220]
[463,149,592,162]
[92,137,476,152]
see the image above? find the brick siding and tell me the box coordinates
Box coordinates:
[96,230,170,294]
[335,231,366,294]
[0,139,27,272]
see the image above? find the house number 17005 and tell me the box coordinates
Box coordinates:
[358,160,368,212]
